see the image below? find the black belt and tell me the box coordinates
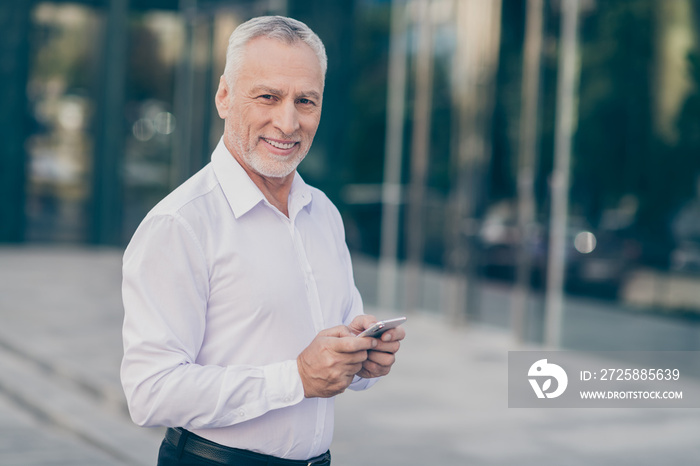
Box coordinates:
[165,428,331,466]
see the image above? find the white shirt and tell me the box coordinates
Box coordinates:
[121,139,375,460]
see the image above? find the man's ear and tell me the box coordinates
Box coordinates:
[214,76,230,119]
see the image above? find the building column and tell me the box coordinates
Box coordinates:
[0,0,33,242]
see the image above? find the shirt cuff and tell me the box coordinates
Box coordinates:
[263,360,305,408]
[348,374,379,391]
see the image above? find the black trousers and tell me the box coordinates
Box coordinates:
[157,428,331,466]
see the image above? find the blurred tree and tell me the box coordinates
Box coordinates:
[290,1,390,256]
[575,0,655,227]
[127,21,174,103]
[491,0,698,269]
[288,0,357,198]
[490,0,526,203]
[347,4,391,188]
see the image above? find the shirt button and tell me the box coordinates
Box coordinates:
[238,410,245,417]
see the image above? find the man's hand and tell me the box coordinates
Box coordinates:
[349,315,405,379]
[297,325,377,398]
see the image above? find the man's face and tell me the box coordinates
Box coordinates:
[216,37,323,179]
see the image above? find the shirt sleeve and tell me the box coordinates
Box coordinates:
[328,202,380,392]
[120,213,304,429]
[344,280,379,392]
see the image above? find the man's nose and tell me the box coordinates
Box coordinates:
[273,100,300,136]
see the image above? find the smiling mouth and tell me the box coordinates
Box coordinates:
[262,137,297,150]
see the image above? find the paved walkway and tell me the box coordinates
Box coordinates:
[0,247,699,465]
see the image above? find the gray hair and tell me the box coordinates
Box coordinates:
[223,16,327,86]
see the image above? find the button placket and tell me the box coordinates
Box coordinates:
[289,220,324,333]
[308,398,326,459]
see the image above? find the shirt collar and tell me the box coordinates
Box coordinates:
[212,138,313,219]
[288,171,313,221]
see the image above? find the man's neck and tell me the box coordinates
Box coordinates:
[229,149,294,218]
[249,171,294,218]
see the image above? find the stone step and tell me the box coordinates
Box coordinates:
[0,345,162,465]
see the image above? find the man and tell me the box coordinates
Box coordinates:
[121,15,405,466]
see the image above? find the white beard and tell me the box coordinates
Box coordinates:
[230,131,307,179]
[241,145,306,178]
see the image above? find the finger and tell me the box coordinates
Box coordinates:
[367,350,396,368]
[347,361,365,376]
[371,339,400,354]
[333,335,377,353]
[358,360,391,378]
[380,326,406,342]
[341,349,369,365]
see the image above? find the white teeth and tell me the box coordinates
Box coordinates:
[264,138,295,150]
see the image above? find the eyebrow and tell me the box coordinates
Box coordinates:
[251,85,321,102]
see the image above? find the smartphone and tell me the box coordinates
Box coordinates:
[356,317,407,338]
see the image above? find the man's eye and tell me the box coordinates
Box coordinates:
[259,94,275,100]
[298,98,315,106]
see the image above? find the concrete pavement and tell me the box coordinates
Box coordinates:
[0,246,699,465]
[0,247,163,466]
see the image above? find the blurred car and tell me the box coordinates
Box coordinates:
[478,204,640,299]
[671,241,700,274]
[670,197,700,274]
[477,202,546,284]
[565,228,640,299]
